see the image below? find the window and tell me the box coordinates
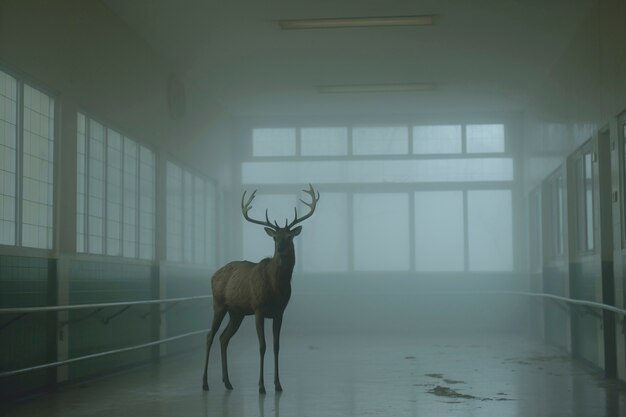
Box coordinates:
[245,120,513,273]
[301,127,347,156]
[413,125,462,154]
[575,151,594,252]
[352,126,408,155]
[467,190,513,271]
[466,124,505,153]
[546,172,565,258]
[414,191,464,272]
[353,193,410,271]
[300,192,348,272]
[252,128,296,156]
[242,158,513,185]
[77,113,155,259]
[0,69,55,249]
[165,161,217,265]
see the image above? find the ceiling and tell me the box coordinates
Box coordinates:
[102,0,595,119]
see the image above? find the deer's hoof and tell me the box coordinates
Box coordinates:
[259,386,266,395]
[275,383,283,392]
[224,381,233,390]
[202,383,209,391]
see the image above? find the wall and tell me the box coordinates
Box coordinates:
[521,0,626,376]
[0,0,231,402]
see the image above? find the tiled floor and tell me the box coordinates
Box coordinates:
[4,330,626,416]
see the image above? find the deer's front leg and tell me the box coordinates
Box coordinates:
[255,311,266,394]
[273,313,283,392]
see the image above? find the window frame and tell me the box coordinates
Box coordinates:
[164,159,218,266]
[76,111,157,260]
[242,119,515,274]
[0,64,57,253]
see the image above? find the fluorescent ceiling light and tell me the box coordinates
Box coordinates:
[279,15,434,30]
[317,83,435,94]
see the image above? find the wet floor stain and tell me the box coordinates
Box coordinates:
[428,385,477,400]
[443,378,464,384]
[422,373,513,402]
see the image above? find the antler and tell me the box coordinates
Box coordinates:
[241,190,279,229]
[288,184,320,228]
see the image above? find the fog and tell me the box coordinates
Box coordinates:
[231,123,527,336]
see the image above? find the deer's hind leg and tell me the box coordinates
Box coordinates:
[202,304,227,390]
[220,312,244,390]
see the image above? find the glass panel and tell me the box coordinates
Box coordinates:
[76,113,86,252]
[21,84,54,249]
[166,161,183,262]
[242,158,513,184]
[576,157,586,252]
[87,120,105,254]
[584,152,594,250]
[301,192,348,272]
[193,176,206,263]
[106,129,123,256]
[300,127,347,156]
[466,124,505,153]
[183,171,193,262]
[467,190,513,271]
[414,191,464,272]
[352,126,408,155]
[353,193,410,271]
[413,125,462,154]
[0,70,17,246]
[138,145,155,260]
[206,181,217,266]
[242,193,298,263]
[122,138,138,258]
[252,128,296,156]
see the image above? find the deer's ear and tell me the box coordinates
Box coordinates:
[264,227,276,237]
[291,226,302,236]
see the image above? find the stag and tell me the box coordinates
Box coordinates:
[202,184,319,394]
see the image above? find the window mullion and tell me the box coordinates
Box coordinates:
[15,81,23,246]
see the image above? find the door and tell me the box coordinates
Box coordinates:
[567,134,615,374]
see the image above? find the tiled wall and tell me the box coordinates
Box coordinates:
[66,259,156,380]
[0,255,54,402]
[163,264,213,355]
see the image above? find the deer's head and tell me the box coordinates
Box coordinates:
[242,184,320,256]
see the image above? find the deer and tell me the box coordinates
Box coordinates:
[202,184,319,394]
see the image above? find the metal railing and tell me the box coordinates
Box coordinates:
[1,290,625,379]
[0,295,212,378]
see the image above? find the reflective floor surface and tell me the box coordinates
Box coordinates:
[5,330,626,417]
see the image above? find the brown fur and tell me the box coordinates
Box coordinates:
[202,230,299,394]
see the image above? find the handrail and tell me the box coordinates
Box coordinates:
[0,295,212,315]
[478,290,626,317]
[0,292,623,316]
[0,328,210,378]
[1,290,625,379]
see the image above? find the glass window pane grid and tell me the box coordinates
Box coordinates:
[245,120,514,273]
[352,126,409,155]
[21,84,54,249]
[166,161,183,262]
[122,138,138,258]
[165,160,216,265]
[106,129,123,256]
[76,113,155,260]
[76,114,86,252]
[183,171,193,263]
[206,181,217,266]
[300,127,348,156]
[138,145,156,260]
[0,70,17,246]
[466,124,505,153]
